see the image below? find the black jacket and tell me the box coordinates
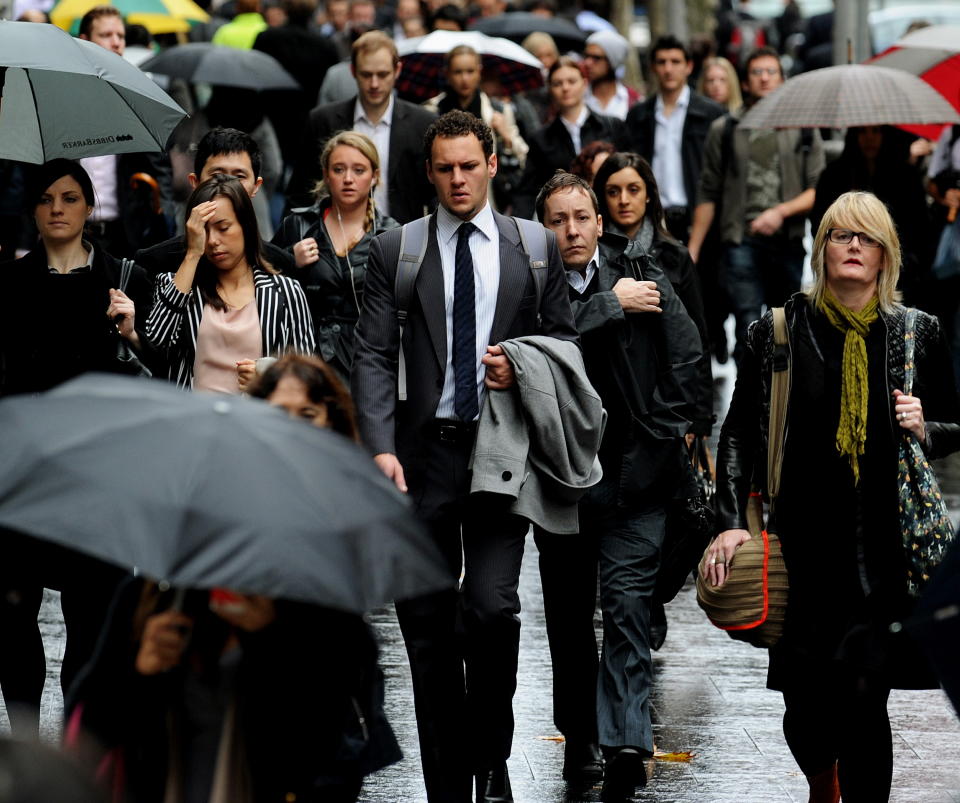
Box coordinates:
[0,245,156,396]
[272,198,399,378]
[626,91,725,209]
[285,96,436,224]
[69,577,401,803]
[513,110,630,219]
[571,232,701,503]
[716,294,960,534]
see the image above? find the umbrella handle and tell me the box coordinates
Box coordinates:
[130,172,162,216]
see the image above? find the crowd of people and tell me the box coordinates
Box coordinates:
[2,1,960,802]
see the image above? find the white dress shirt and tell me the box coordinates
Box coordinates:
[79,155,119,222]
[565,248,600,295]
[651,84,690,208]
[560,106,590,158]
[434,202,501,420]
[353,93,394,217]
[584,81,631,121]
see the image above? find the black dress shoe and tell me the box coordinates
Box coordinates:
[650,600,668,651]
[475,762,513,802]
[601,747,647,801]
[562,740,603,785]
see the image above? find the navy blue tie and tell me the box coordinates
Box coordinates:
[453,221,479,422]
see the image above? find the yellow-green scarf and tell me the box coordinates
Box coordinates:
[817,290,879,484]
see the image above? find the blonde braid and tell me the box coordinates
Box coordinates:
[366,191,376,235]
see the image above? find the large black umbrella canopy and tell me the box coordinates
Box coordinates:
[0,375,448,612]
[139,42,300,90]
[470,12,587,54]
[0,20,186,163]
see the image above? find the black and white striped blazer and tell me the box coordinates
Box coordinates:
[146,267,317,388]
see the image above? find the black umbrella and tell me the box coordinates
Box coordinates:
[0,374,448,612]
[470,12,587,54]
[139,42,299,90]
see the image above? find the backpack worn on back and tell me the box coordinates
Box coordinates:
[393,215,549,400]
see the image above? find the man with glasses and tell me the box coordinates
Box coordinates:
[688,46,824,366]
[582,30,642,122]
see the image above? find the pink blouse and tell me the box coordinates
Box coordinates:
[193,301,262,393]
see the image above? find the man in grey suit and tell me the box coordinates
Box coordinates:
[285,30,436,223]
[352,111,578,802]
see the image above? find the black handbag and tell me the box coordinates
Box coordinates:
[656,437,717,604]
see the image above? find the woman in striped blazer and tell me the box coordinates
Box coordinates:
[146,175,315,391]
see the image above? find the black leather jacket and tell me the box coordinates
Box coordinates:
[716,293,960,533]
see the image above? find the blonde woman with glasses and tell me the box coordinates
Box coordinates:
[706,191,960,802]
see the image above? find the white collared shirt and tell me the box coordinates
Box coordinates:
[79,155,119,222]
[565,247,600,295]
[584,81,631,121]
[434,202,501,420]
[560,106,590,157]
[353,93,394,216]
[651,84,690,208]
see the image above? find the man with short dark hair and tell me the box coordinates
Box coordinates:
[688,46,824,365]
[535,171,700,801]
[352,111,579,802]
[135,127,294,278]
[626,35,724,242]
[78,5,173,258]
[286,30,436,223]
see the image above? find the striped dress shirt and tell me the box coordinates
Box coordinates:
[146,266,316,389]
[434,202,500,420]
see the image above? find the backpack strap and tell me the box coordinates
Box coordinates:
[513,216,548,318]
[395,216,431,401]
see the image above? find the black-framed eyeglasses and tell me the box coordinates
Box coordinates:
[827,228,882,248]
[582,53,608,62]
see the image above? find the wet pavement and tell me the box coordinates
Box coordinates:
[3,358,960,801]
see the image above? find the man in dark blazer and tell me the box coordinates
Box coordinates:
[512,107,630,220]
[285,31,436,223]
[625,35,724,242]
[352,111,578,802]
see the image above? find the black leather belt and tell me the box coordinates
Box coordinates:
[664,206,689,219]
[429,419,478,444]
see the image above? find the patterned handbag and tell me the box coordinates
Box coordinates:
[898,307,956,597]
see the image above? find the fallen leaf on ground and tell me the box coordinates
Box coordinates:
[537,735,566,742]
[653,749,695,762]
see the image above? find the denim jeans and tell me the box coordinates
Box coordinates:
[723,235,805,365]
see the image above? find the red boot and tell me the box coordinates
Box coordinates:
[807,763,840,803]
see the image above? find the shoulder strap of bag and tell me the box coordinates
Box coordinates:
[903,307,917,397]
[768,307,790,501]
[513,216,548,315]
[395,216,431,401]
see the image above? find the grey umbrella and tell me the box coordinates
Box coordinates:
[0,374,449,612]
[738,64,960,129]
[470,12,587,53]
[0,21,186,163]
[139,42,300,90]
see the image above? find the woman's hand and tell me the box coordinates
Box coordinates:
[211,593,276,632]
[701,528,752,588]
[893,389,926,441]
[293,237,320,268]
[236,359,257,391]
[490,111,512,149]
[184,200,218,258]
[107,288,139,346]
[135,610,193,675]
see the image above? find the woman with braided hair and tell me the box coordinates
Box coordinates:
[272,131,398,381]
[707,191,960,801]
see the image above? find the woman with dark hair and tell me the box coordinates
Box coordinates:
[146,175,315,391]
[272,131,396,381]
[248,353,358,439]
[0,158,153,737]
[593,152,713,437]
[0,158,155,395]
